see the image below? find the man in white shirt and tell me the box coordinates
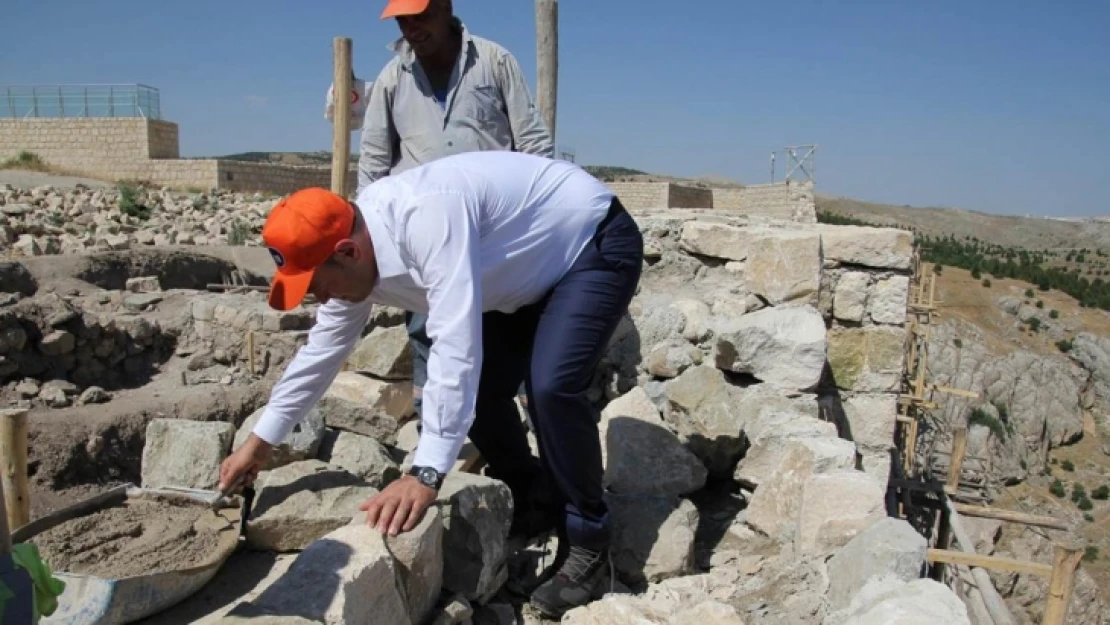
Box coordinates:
[217,150,642,618]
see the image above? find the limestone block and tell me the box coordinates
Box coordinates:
[670,298,712,344]
[745,230,822,305]
[347,325,413,380]
[317,371,413,445]
[670,602,747,625]
[234,523,411,625]
[826,518,928,611]
[607,493,699,584]
[817,225,914,270]
[869,275,910,325]
[733,405,837,489]
[385,507,444,625]
[234,405,327,471]
[795,469,886,558]
[821,393,898,486]
[744,437,857,542]
[832,577,971,625]
[602,386,707,496]
[246,460,377,552]
[436,472,513,602]
[833,271,870,322]
[646,337,703,378]
[827,327,906,392]
[316,428,401,489]
[677,221,751,261]
[141,418,235,490]
[712,305,827,391]
[662,365,748,479]
[125,276,161,293]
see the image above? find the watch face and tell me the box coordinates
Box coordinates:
[418,467,438,485]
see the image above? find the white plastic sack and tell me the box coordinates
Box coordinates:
[325,77,372,131]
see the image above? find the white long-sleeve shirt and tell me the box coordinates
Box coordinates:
[252,151,614,474]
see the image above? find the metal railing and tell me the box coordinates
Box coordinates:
[0,84,162,120]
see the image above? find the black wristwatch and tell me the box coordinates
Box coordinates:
[408,465,445,490]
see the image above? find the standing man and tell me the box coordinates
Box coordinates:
[358,0,555,458]
[218,150,643,618]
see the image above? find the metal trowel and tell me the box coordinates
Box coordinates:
[159,475,246,509]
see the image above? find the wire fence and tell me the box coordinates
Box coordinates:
[0,84,162,120]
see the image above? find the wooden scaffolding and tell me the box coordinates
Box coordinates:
[890,247,1083,625]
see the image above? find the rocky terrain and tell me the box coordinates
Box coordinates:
[3,176,1098,625]
[916,265,1110,623]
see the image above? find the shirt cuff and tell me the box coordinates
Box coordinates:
[251,407,292,448]
[412,430,466,475]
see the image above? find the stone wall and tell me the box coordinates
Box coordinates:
[0,118,181,177]
[607,182,713,209]
[631,209,914,490]
[711,180,817,222]
[216,161,357,196]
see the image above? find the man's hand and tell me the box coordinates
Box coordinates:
[218,434,273,492]
[359,475,438,536]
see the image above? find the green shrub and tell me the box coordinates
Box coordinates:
[1057,339,1074,353]
[1050,309,1060,319]
[0,150,49,171]
[1085,547,1100,562]
[982,279,992,287]
[1036,300,1044,309]
[969,407,1007,439]
[954,338,963,349]
[1077,496,1094,511]
[117,183,151,220]
[1025,288,1035,298]
[1093,485,1110,500]
[1050,479,1066,498]
[1072,483,1087,503]
[1062,460,1075,472]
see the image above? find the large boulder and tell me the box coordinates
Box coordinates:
[712,305,827,391]
[317,372,414,445]
[435,473,513,603]
[246,460,377,552]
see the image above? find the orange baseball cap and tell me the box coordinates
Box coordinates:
[381,0,430,19]
[261,187,355,311]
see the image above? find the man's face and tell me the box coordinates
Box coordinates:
[396,0,452,58]
[307,251,376,306]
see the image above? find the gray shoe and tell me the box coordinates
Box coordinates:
[529,545,612,619]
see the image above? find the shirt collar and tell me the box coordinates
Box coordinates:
[357,200,408,280]
[387,18,474,71]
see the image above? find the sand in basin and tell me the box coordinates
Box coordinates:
[30,497,225,578]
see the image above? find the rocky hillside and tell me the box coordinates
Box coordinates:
[920,264,1110,622]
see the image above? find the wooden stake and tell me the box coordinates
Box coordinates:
[946,426,968,495]
[247,331,256,375]
[535,0,558,139]
[1042,544,1083,625]
[945,499,1018,625]
[331,36,353,197]
[0,409,29,531]
[0,475,11,555]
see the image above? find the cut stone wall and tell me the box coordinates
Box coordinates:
[0,118,180,177]
[711,180,816,222]
[607,182,713,209]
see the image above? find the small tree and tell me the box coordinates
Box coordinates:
[1050,309,1060,319]
[1061,459,1075,472]
[1025,288,1035,298]
[1093,485,1110,500]
[982,278,992,287]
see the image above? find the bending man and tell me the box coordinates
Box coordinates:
[218,150,642,618]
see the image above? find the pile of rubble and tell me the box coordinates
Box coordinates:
[0,183,270,256]
[6,195,999,624]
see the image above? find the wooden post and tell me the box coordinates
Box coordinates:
[946,499,1018,625]
[1042,544,1083,625]
[0,475,11,555]
[331,36,353,197]
[0,409,29,531]
[247,331,256,375]
[535,0,558,139]
[946,426,968,495]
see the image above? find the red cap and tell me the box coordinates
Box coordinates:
[381,0,431,19]
[261,188,354,311]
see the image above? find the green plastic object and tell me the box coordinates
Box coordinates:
[12,543,66,620]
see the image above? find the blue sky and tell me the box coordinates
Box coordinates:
[3,0,1108,217]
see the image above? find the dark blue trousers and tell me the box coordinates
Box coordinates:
[467,198,643,550]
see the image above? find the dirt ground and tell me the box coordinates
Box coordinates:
[0,169,111,189]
